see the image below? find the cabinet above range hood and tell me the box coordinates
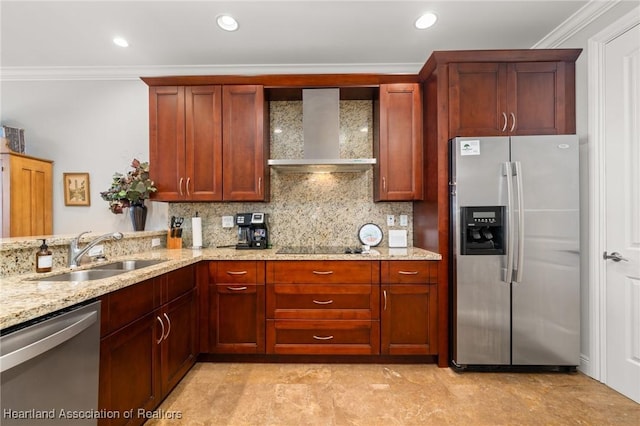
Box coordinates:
[268,88,376,173]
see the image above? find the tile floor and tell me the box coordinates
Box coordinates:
[146,362,639,426]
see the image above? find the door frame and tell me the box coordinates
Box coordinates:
[587,6,640,382]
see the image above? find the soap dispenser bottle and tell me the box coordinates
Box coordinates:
[36,239,53,273]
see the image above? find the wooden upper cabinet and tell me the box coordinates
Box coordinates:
[186,86,223,201]
[148,84,267,202]
[449,61,575,136]
[1,152,53,237]
[149,85,222,201]
[374,83,423,201]
[222,85,269,201]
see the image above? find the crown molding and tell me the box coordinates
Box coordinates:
[532,0,622,48]
[0,62,424,82]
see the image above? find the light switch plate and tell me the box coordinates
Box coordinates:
[387,215,395,226]
[151,238,161,248]
[400,215,408,227]
[222,216,235,228]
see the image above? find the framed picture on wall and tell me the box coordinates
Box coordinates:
[63,172,91,206]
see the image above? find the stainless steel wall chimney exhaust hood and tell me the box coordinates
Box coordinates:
[268,88,376,173]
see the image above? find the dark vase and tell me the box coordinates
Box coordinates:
[129,203,147,231]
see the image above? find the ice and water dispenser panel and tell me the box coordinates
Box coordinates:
[460,206,505,255]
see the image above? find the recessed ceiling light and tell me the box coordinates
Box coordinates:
[113,37,129,47]
[415,12,437,30]
[216,14,239,32]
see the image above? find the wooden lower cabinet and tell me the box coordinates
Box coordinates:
[99,313,160,426]
[380,261,438,355]
[266,260,380,355]
[99,267,197,426]
[207,261,265,353]
[160,290,198,395]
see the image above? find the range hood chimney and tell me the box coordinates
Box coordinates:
[268,88,376,173]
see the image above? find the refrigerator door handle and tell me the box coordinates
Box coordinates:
[503,161,515,283]
[514,161,525,283]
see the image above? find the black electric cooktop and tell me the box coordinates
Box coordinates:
[276,246,363,255]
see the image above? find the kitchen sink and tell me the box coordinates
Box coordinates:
[32,269,127,282]
[29,259,167,282]
[94,259,166,271]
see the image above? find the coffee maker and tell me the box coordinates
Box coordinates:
[235,212,269,249]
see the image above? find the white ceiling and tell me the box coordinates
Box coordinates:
[1,0,593,78]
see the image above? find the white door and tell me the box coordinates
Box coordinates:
[603,20,640,403]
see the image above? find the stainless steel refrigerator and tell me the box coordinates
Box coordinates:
[449,135,580,369]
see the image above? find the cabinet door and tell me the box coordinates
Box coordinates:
[222,85,268,201]
[507,62,569,135]
[210,283,265,353]
[185,86,223,200]
[149,86,186,200]
[6,155,52,237]
[160,290,197,396]
[381,284,438,355]
[449,63,508,136]
[99,314,160,426]
[375,83,423,201]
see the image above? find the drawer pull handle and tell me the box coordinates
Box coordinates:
[313,335,334,340]
[312,270,334,275]
[312,299,334,305]
[383,290,387,311]
[227,271,248,275]
[398,271,419,275]
[227,286,248,291]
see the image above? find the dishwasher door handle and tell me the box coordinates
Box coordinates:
[0,310,98,373]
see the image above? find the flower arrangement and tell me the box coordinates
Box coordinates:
[100,158,157,214]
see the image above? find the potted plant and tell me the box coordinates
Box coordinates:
[100,158,157,230]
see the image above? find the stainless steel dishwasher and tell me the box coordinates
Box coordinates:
[1,300,101,425]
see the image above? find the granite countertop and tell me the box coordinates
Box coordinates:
[0,246,441,330]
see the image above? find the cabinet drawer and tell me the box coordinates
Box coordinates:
[269,261,375,284]
[211,261,262,284]
[382,261,437,284]
[267,284,378,320]
[165,265,195,302]
[101,277,160,337]
[266,320,380,355]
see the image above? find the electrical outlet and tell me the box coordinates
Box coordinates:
[151,238,161,248]
[222,216,235,228]
[387,215,395,226]
[88,245,104,257]
[400,215,408,227]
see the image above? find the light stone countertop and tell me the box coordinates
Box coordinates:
[0,246,441,330]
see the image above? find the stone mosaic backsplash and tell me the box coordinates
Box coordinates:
[169,100,413,249]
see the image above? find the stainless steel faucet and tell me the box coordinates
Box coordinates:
[68,231,124,267]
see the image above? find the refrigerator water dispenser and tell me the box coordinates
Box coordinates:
[460,206,505,255]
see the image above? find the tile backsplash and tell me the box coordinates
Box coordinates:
[169,100,412,248]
